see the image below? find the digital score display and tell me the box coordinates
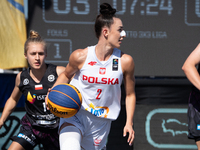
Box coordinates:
[28,0,200,77]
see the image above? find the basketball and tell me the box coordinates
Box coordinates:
[47,83,82,118]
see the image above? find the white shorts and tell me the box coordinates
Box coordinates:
[59,109,112,150]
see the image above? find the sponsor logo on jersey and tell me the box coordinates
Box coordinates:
[27,91,36,104]
[33,114,56,120]
[17,133,35,146]
[82,75,119,85]
[37,95,46,100]
[94,138,102,146]
[88,61,97,66]
[99,67,106,75]
[35,84,43,90]
[86,103,109,118]
[48,74,55,82]
[23,78,29,85]
[112,59,118,71]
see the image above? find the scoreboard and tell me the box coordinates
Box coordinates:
[28,0,200,76]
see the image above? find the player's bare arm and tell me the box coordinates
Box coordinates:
[52,48,88,87]
[45,48,88,109]
[121,53,136,146]
[56,66,66,76]
[182,43,200,90]
[0,72,22,129]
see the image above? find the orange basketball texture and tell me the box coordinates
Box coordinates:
[47,83,82,118]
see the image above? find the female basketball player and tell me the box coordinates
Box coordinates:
[47,3,136,150]
[0,30,65,150]
[182,43,200,150]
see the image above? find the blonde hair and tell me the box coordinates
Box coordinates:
[24,30,46,54]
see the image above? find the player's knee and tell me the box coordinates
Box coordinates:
[60,137,81,150]
[59,126,82,150]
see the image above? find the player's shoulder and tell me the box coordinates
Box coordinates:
[121,52,134,64]
[16,71,22,78]
[15,71,23,86]
[121,52,135,72]
[73,47,88,57]
[70,47,88,64]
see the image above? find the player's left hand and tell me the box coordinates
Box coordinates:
[123,124,135,146]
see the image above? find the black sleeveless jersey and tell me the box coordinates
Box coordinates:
[19,64,59,129]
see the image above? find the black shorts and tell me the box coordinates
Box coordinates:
[188,90,200,142]
[10,115,60,150]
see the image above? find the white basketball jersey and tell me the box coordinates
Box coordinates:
[70,45,123,120]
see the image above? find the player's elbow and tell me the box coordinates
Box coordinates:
[182,62,188,74]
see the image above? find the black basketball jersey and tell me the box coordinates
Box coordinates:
[19,64,59,129]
